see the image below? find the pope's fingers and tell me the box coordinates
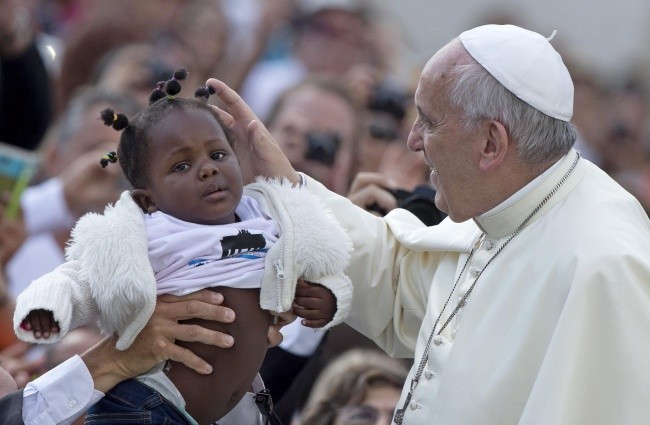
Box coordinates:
[246,119,302,184]
[207,105,234,127]
[206,78,257,121]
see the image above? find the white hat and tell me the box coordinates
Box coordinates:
[459,24,573,121]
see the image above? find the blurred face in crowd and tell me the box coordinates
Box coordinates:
[97,44,160,107]
[334,383,402,425]
[295,9,371,75]
[268,85,357,194]
[357,110,402,173]
[174,0,227,78]
[46,104,122,176]
[97,42,202,108]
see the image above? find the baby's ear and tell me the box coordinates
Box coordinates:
[131,189,158,214]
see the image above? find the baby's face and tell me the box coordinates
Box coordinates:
[142,107,243,225]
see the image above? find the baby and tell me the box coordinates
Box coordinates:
[13,69,352,424]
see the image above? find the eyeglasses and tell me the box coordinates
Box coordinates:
[337,405,394,425]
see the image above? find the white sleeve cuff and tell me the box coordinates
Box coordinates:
[22,178,76,235]
[22,355,104,425]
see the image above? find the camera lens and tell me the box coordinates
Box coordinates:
[304,132,341,166]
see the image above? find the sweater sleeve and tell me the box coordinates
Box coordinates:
[304,176,426,357]
[13,260,98,345]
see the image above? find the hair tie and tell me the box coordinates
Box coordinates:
[100,151,118,168]
[149,81,167,104]
[99,108,129,130]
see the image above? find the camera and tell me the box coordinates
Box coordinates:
[366,85,411,141]
[304,132,341,166]
[368,185,446,226]
[367,85,410,122]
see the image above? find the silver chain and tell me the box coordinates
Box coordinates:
[394,152,580,424]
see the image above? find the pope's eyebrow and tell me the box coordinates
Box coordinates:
[416,105,433,125]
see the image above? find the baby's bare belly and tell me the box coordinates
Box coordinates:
[165,287,270,425]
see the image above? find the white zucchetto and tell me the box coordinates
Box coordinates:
[459,24,574,122]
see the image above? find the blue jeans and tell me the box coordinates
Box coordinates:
[85,378,193,425]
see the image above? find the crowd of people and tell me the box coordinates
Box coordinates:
[1,1,649,424]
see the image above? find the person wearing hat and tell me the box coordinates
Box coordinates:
[207,23,650,425]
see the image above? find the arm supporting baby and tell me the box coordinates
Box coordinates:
[84,289,236,393]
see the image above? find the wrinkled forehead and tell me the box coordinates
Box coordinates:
[416,40,471,101]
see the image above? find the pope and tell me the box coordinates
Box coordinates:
[207,24,650,425]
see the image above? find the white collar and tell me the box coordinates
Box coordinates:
[473,149,582,238]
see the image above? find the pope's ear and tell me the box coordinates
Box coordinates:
[479,120,509,172]
[131,189,157,214]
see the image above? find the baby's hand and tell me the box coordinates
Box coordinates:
[20,309,59,339]
[293,279,336,328]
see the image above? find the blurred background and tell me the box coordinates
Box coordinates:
[1,1,650,424]
[376,0,650,84]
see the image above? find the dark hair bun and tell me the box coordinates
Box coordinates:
[195,85,217,100]
[149,88,166,104]
[100,151,118,168]
[113,114,129,130]
[99,107,129,130]
[173,67,188,80]
[99,108,116,126]
[165,79,182,96]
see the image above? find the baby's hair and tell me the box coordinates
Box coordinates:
[98,67,232,188]
[195,84,216,100]
[148,67,188,104]
[99,151,117,168]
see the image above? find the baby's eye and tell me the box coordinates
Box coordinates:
[211,151,226,160]
[173,163,190,172]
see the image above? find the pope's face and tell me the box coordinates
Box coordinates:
[406,43,484,222]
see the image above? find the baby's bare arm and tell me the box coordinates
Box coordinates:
[293,279,337,328]
[21,309,59,339]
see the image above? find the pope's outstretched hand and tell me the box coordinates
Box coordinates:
[206,78,300,185]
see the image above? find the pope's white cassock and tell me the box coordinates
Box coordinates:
[305,148,650,424]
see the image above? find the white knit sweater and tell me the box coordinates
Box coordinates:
[14,178,353,350]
